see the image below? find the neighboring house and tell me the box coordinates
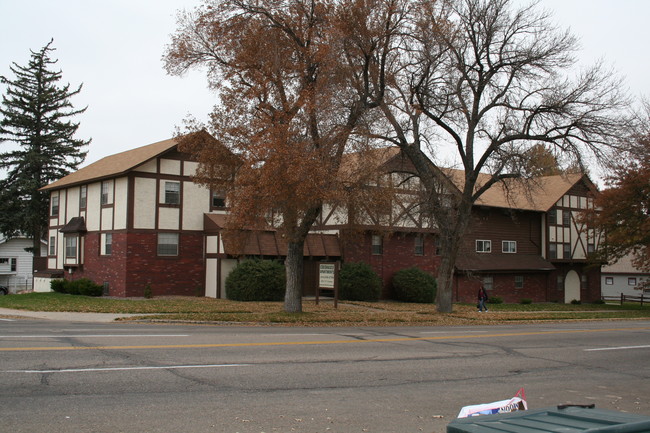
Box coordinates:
[601,254,650,298]
[41,134,602,303]
[0,236,47,293]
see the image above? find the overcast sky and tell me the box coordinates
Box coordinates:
[1,0,649,170]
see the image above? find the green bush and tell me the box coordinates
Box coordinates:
[50,279,67,294]
[392,267,436,303]
[571,299,581,305]
[339,262,382,301]
[50,278,103,296]
[520,298,532,304]
[226,259,286,301]
[69,278,103,297]
[489,296,503,304]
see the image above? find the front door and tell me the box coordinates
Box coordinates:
[564,270,580,303]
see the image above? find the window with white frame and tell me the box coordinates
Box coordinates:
[211,191,226,208]
[51,195,59,217]
[157,233,179,256]
[0,258,16,273]
[605,277,613,285]
[101,181,112,205]
[49,236,56,256]
[65,236,77,258]
[101,233,112,256]
[80,185,87,209]
[628,277,637,286]
[483,276,493,291]
[563,243,571,259]
[476,240,491,253]
[514,275,524,289]
[164,181,181,205]
[371,235,383,255]
[502,240,516,253]
[549,243,557,259]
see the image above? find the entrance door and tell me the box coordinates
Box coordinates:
[564,270,580,303]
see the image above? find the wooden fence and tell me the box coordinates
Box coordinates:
[601,293,648,306]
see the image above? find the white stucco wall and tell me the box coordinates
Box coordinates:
[134,177,156,229]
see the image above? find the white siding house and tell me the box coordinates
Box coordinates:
[0,236,47,293]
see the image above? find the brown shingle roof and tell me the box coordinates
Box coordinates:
[41,137,179,191]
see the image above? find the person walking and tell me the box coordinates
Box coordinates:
[478,286,489,312]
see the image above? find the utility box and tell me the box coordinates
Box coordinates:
[447,405,650,432]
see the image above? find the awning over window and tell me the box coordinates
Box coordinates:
[59,217,87,234]
[204,213,340,258]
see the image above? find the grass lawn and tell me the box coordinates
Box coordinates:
[1,292,649,326]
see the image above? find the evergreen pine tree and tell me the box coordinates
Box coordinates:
[0,39,90,255]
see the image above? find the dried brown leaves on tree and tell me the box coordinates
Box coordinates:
[165,0,401,312]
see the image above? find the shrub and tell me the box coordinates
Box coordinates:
[392,267,436,303]
[488,296,503,304]
[520,298,532,304]
[571,299,581,305]
[50,279,67,294]
[339,262,382,301]
[226,259,286,301]
[144,283,153,299]
[69,278,103,297]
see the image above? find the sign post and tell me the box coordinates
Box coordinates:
[316,261,339,308]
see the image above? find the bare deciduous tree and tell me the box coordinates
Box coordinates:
[375,0,630,312]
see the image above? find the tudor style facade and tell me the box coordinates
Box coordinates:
[41,135,602,303]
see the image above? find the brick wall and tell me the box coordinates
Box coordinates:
[125,232,204,297]
[341,231,440,299]
[455,273,550,304]
[67,232,129,297]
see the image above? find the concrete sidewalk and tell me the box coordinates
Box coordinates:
[0,308,147,323]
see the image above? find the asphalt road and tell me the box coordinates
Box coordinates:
[1,319,649,432]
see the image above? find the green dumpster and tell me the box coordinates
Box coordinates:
[447,405,650,432]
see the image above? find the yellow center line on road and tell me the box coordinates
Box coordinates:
[1,326,648,352]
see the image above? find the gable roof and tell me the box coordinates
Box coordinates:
[473,172,594,212]
[41,137,180,191]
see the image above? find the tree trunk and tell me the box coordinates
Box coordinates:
[284,241,304,313]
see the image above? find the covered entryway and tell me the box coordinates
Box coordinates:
[202,213,341,298]
[564,270,580,303]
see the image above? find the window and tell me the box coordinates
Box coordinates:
[212,191,226,208]
[80,185,87,209]
[587,243,595,254]
[371,235,383,255]
[628,277,637,286]
[65,236,77,258]
[562,210,571,227]
[51,196,59,217]
[514,275,524,289]
[483,276,493,291]
[101,181,111,205]
[502,240,516,253]
[563,243,571,259]
[547,209,557,225]
[101,233,112,256]
[476,240,491,253]
[434,237,441,255]
[49,236,56,256]
[414,235,424,256]
[557,274,564,291]
[164,181,180,205]
[581,274,588,289]
[549,243,557,259]
[157,233,179,256]
[605,277,613,285]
